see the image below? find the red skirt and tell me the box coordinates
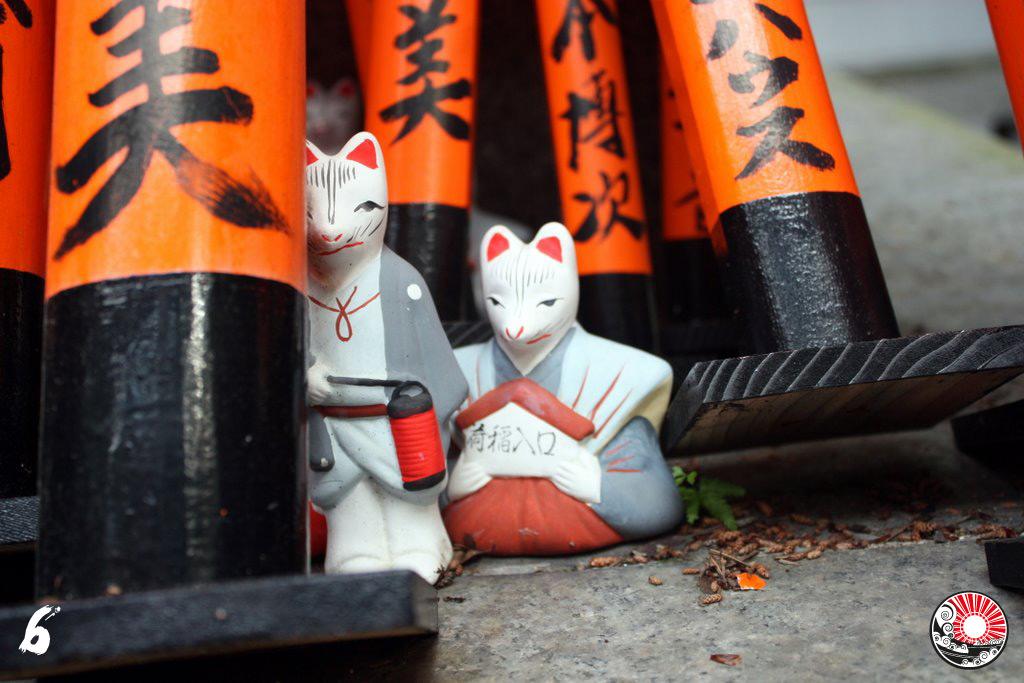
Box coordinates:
[443,478,622,555]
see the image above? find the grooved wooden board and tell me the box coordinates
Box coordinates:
[664,326,1024,454]
[0,571,436,680]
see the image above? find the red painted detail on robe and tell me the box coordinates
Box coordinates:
[310,502,327,557]
[455,378,595,440]
[443,478,622,556]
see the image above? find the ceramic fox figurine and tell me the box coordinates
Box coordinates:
[305,131,467,583]
[443,222,683,555]
[306,78,361,154]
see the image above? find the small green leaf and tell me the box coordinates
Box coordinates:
[701,492,739,530]
[686,471,698,485]
[681,488,700,525]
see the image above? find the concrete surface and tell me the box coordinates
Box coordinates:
[434,542,1022,681]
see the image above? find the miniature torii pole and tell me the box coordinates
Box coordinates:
[0,0,54,513]
[657,60,733,359]
[38,0,308,600]
[987,0,1024,154]
[346,0,374,89]
[364,0,479,321]
[654,0,897,352]
[653,0,1024,454]
[535,0,657,350]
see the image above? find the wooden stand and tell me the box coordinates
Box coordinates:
[0,571,436,680]
[665,327,1024,453]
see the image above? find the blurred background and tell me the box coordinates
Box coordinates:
[305,0,1023,339]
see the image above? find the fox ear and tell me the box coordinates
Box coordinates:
[342,132,381,169]
[482,225,522,263]
[535,236,562,262]
[305,139,322,166]
[486,232,510,262]
[531,222,575,265]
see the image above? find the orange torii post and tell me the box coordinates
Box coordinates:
[346,0,373,88]
[40,0,307,602]
[535,0,656,350]
[657,60,731,354]
[365,0,479,320]
[653,0,1024,456]
[0,0,54,513]
[987,0,1024,153]
[654,0,896,352]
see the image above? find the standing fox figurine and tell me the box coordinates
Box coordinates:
[305,132,466,583]
[444,223,683,555]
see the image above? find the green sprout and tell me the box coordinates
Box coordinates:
[673,466,746,531]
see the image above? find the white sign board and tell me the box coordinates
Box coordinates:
[460,402,579,479]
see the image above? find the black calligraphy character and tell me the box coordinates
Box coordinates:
[379,0,471,143]
[552,0,617,63]
[514,428,537,456]
[706,19,738,60]
[673,190,707,235]
[755,3,803,40]
[0,0,33,181]
[54,0,286,259]
[537,432,556,457]
[573,170,645,243]
[560,70,625,171]
[735,106,835,179]
[728,52,798,107]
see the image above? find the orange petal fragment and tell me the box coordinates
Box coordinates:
[737,572,766,590]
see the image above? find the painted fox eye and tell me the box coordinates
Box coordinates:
[487,296,504,308]
[355,200,384,212]
[538,299,559,307]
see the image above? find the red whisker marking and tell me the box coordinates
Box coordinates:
[317,241,363,256]
[526,333,551,345]
[595,390,631,438]
[607,468,641,474]
[572,366,589,411]
[589,366,625,421]
[606,455,635,469]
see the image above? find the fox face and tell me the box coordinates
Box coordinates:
[305,132,388,269]
[480,222,580,372]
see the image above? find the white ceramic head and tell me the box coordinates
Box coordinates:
[305,132,388,284]
[306,78,361,155]
[479,222,580,375]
